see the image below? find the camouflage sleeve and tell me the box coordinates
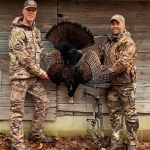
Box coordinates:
[109,41,136,75]
[9,28,42,76]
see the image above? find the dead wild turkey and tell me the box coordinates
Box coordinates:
[45,21,112,102]
[45,21,95,101]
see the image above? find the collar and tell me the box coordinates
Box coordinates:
[106,29,131,43]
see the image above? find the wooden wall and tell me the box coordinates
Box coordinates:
[56,0,150,115]
[0,0,150,122]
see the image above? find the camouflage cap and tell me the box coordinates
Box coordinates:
[111,14,125,24]
[24,0,37,9]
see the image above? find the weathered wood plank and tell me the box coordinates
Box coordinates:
[0,92,56,107]
[0,32,50,41]
[0,79,56,92]
[0,70,2,91]
[0,54,9,69]
[57,102,150,114]
[57,83,105,104]
[0,107,56,121]
[58,102,108,114]
[0,69,56,88]
[136,103,150,114]
[0,39,54,54]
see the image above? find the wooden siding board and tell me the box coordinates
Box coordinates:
[0,94,57,108]
[0,38,54,55]
[0,107,56,121]
[0,70,2,91]
[57,102,150,114]
[57,84,105,104]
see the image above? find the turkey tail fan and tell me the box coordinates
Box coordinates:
[45,21,95,50]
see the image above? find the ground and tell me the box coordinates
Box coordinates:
[0,132,150,150]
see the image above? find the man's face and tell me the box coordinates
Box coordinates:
[22,7,37,24]
[110,20,125,35]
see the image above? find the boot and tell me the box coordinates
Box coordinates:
[128,145,136,150]
[29,134,55,143]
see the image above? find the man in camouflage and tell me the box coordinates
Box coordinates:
[98,14,139,150]
[9,0,53,150]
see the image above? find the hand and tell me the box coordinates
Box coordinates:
[39,70,49,80]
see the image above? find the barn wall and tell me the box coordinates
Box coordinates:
[0,0,150,124]
[56,0,150,115]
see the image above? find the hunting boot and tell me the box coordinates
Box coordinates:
[29,134,55,144]
[127,145,136,150]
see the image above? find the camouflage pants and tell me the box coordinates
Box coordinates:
[10,78,49,149]
[106,84,139,145]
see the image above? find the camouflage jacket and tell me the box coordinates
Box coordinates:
[99,30,137,85]
[9,17,45,80]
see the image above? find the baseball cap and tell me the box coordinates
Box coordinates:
[24,0,37,9]
[110,14,125,24]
